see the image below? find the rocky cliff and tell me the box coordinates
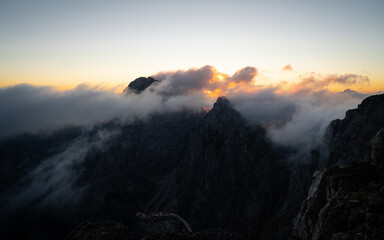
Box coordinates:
[292,161,384,240]
[292,94,384,240]
[324,94,384,167]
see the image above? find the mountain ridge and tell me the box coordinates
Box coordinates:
[1,94,384,240]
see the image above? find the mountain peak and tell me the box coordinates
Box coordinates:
[210,96,234,113]
[201,96,244,134]
[123,77,158,94]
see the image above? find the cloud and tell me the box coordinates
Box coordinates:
[230,88,296,125]
[282,64,293,71]
[0,65,371,155]
[293,73,370,93]
[152,65,216,95]
[150,66,258,97]
[265,91,364,151]
[3,128,121,211]
[0,84,212,139]
[323,74,370,86]
[228,66,257,83]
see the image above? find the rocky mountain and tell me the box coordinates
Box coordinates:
[292,161,384,240]
[324,94,384,167]
[1,92,384,240]
[0,96,289,240]
[292,94,384,240]
[123,77,158,94]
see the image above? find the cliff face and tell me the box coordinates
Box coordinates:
[292,162,384,240]
[324,94,384,167]
[292,94,384,240]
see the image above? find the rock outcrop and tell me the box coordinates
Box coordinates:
[324,94,384,167]
[123,77,158,94]
[292,162,384,240]
[292,94,384,240]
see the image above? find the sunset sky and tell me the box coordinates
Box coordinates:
[0,0,383,93]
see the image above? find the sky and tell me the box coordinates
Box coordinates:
[0,0,383,92]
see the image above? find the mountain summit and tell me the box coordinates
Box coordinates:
[123,77,158,94]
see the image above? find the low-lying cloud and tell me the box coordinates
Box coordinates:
[0,84,212,139]
[0,65,371,152]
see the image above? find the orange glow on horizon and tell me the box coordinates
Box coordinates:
[0,66,382,97]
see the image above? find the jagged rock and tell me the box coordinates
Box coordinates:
[291,94,384,240]
[123,77,158,94]
[146,96,289,240]
[324,94,384,167]
[271,151,320,240]
[292,162,384,240]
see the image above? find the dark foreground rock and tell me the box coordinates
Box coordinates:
[67,213,243,240]
[325,94,384,167]
[292,162,384,240]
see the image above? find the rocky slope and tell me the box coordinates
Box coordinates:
[324,94,384,167]
[292,93,384,240]
[0,97,289,240]
[292,161,384,240]
[147,97,289,239]
[2,92,384,240]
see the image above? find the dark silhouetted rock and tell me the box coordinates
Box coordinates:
[123,77,158,94]
[292,162,384,240]
[0,97,288,240]
[324,94,384,167]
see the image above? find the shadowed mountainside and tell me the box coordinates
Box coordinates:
[0,96,289,240]
[1,89,384,240]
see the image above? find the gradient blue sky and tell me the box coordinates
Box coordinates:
[0,0,383,92]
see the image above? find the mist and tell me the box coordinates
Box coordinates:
[0,66,370,152]
[0,84,212,139]
[0,66,372,219]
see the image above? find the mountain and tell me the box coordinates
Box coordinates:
[123,77,158,94]
[145,97,289,239]
[324,94,384,167]
[292,94,384,240]
[1,93,384,240]
[0,96,289,240]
